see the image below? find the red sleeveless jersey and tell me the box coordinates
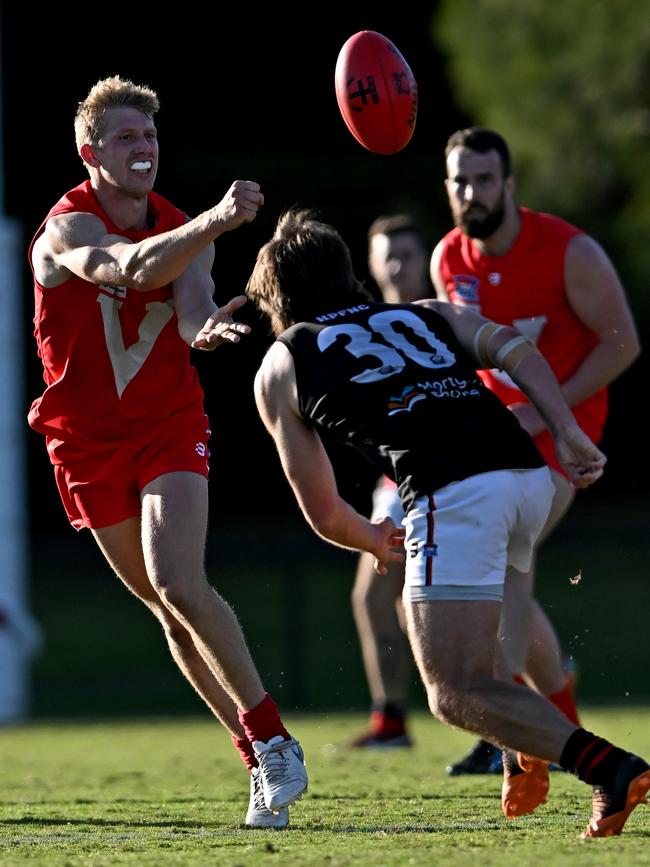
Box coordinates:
[437,208,608,465]
[28,181,206,464]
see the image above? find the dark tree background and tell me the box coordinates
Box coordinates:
[2,3,645,536]
[3,4,647,713]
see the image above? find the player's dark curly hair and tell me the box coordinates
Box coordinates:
[246,208,373,336]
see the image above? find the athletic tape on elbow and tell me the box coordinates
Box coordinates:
[473,322,508,368]
[494,335,537,371]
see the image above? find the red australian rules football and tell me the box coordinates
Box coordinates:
[335,30,418,155]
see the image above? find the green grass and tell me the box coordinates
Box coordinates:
[1,709,649,865]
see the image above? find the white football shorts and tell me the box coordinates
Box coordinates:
[370,478,405,526]
[403,466,554,603]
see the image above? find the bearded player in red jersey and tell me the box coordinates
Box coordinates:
[431,127,640,777]
[28,76,307,828]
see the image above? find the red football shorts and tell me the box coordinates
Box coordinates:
[51,416,211,530]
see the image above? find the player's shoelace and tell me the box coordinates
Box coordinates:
[250,770,267,812]
[257,738,302,783]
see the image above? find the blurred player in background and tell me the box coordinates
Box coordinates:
[248,208,649,838]
[350,215,429,748]
[27,76,307,828]
[431,126,640,774]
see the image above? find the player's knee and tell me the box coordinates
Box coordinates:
[152,572,201,618]
[426,680,467,727]
[425,681,452,723]
[161,616,194,652]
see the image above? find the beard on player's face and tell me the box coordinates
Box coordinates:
[456,187,506,239]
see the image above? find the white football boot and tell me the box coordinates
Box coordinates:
[245,767,289,828]
[252,735,308,812]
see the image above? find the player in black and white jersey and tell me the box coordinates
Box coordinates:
[246,208,649,838]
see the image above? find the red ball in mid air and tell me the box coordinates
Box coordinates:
[335,30,418,155]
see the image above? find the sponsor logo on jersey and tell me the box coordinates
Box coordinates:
[387,376,483,415]
[387,385,427,415]
[452,275,480,303]
[195,442,208,457]
[408,541,438,558]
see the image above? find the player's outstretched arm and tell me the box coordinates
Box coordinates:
[486,329,606,487]
[33,181,264,293]
[254,342,405,561]
[429,301,606,488]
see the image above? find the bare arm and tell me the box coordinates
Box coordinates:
[254,342,404,569]
[429,241,451,301]
[561,233,640,405]
[422,300,606,488]
[504,234,641,437]
[173,242,217,344]
[172,242,251,350]
[31,180,264,293]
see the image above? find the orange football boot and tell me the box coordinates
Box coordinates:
[502,750,550,818]
[582,754,650,838]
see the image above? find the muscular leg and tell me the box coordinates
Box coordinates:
[525,595,567,695]
[139,472,265,712]
[92,515,244,735]
[405,599,574,762]
[499,470,574,689]
[351,553,411,708]
[94,481,304,826]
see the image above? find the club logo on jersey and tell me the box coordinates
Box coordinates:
[452,275,480,304]
[488,272,501,286]
[315,304,370,323]
[97,294,174,398]
[387,385,427,416]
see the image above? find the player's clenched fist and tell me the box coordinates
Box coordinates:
[214,180,264,232]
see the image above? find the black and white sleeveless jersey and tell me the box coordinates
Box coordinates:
[278,302,545,513]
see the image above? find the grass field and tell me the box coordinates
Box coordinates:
[1,708,649,865]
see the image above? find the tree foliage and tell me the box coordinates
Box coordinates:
[434,0,650,309]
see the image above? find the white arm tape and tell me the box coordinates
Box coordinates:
[494,335,536,370]
[473,322,508,368]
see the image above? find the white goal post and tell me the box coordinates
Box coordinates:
[0,15,41,722]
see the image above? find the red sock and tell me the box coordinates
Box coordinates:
[231,735,258,771]
[547,675,581,726]
[238,693,290,745]
[369,710,405,737]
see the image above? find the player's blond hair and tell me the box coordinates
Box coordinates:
[74,76,159,153]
